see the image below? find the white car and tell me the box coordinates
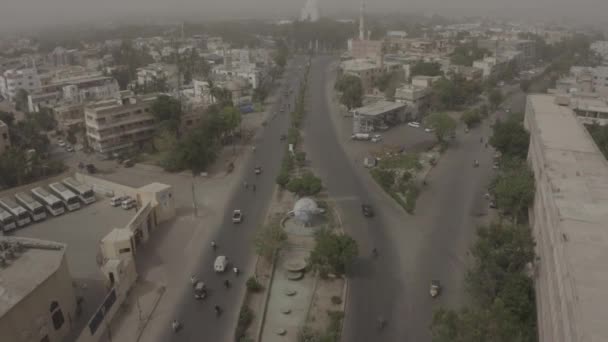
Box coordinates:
[424,127,435,133]
[371,134,382,143]
[121,197,136,210]
[232,210,243,223]
[214,256,228,272]
[408,122,421,128]
[58,140,66,147]
[110,195,126,207]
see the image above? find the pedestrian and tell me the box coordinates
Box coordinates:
[233,267,239,276]
[211,241,217,250]
[224,279,231,288]
[243,181,248,190]
[252,184,256,192]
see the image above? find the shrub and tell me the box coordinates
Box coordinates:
[371,168,395,191]
[235,306,254,339]
[276,170,291,187]
[295,151,307,167]
[286,172,323,196]
[246,276,263,292]
[331,296,342,305]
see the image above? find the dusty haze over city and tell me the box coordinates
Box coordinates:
[1,0,607,31]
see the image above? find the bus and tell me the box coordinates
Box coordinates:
[0,206,17,233]
[15,192,47,222]
[48,182,81,211]
[31,187,65,216]
[0,197,31,227]
[62,177,96,205]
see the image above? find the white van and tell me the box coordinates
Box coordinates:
[121,197,136,210]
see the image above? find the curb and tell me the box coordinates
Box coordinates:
[255,250,279,342]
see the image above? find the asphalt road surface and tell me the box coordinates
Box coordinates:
[160,56,308,342]
[304,55,521,341]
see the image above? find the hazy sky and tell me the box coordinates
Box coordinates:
[1,0,607,31]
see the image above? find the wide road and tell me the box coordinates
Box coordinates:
[160,56,308,342]
[304,55,518,341]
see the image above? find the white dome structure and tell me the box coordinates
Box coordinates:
[292,197,319,225]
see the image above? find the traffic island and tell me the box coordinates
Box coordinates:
[368,148,440,214]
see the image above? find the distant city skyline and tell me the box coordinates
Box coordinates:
[1,0,608,31]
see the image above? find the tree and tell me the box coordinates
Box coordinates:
[493,162,535,221]
[151,95,182,134]
[490,118,530,159]
[0,111,15,126]
[335,74,363,110]
[520,80,531,93]
[370,168,395,191]
[425,112,457,143]
[254,219,287,261]
[431,76,482,110]
[461,109,482,128]
[410,61,443,77]
[489,88,503,109]
[586,122,608,159]
[32,108,57,131]
[286,171,323,196]
[273,39,289,70]
[309,229,358,276]
[450,44,489,66]
[14,89,29,112]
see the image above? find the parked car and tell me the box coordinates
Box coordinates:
[361,204,375,217]
[58,140,66,147]
[121,197,136,210]
[408,122,421,128]
[110,195,126,207]
[371,134,382,143]
[424,127,435,133]
[124,159,134,168]
[65,145,74,152]
[86,163,97,174]
[232,209,243,223]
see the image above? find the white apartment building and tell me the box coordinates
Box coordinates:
[472,57,504,79]
[136,63,179,90]
[0,68,41,101]
[524,94,608,342]
[591,66,608,96]
[27,75,119,113]
[0,120,10,155]
[85,93,158,154]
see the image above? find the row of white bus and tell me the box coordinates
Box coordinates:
[0,177,96,233]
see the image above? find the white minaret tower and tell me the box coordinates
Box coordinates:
[359,0,366,41]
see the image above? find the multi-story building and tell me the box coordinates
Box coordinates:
[339,59,402,94]
[85,92,158,154]
[477,38,536,65]
[524,94,608,342]
[27,74,119,112]
[394,84,431,119]
[0,68,41,101]
[53,103,86,131]
[0,120,10,155]
[136,63,179,91]
[0,237,78,342]
[591,66,608,96]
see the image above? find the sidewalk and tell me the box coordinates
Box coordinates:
[104,97,280,342]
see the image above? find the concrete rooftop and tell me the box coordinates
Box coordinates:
[0,237,66,317]
[528,94,608,341]
[352,100,405,117]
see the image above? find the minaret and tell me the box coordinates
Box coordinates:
[359,0,365,41]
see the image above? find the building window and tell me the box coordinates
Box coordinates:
[50,301,65,330]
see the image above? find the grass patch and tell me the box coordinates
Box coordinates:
[235,305,254,340]
[378,153,421,170]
